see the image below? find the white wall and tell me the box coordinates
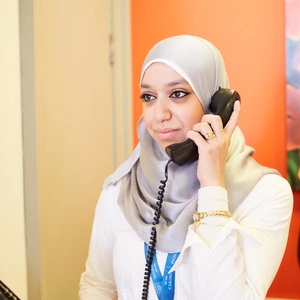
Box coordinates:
[21,0,131,298]
[0,1,28,299]
[0,0,132,299]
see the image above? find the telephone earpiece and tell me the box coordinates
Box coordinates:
[209,87,241,126]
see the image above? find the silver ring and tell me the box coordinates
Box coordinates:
[205,131,216,140]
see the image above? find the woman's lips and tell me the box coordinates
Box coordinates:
[155,129,179,140]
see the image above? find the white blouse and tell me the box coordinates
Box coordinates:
[79,173,293,300]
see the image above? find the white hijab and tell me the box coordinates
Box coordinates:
[140,35,229,112]
[104,35,279,253]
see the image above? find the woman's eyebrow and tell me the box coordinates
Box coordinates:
[140,83,150,89]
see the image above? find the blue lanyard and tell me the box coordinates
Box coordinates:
[144,243,180,300]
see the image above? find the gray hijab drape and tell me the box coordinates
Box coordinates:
[104,35,279,253]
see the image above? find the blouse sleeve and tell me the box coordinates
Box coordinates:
[172,174,293,300]
[79,182,121,300]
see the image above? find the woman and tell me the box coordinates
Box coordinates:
[79,35,293,299]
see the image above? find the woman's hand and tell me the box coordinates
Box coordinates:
[186,101,241,187]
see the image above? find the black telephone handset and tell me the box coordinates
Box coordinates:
[165,87,241,166]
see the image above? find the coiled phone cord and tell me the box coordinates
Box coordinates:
[141,159,172,300]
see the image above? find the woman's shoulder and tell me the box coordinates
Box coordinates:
[243,173,293,211]
[101,178,123,201]
[103,144,141,189]
[256,173,292,194]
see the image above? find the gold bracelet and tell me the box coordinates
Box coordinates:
[193,210,231,228]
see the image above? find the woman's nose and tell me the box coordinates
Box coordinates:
[154,98,171,122]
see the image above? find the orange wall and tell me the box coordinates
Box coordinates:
[131,0,300,298]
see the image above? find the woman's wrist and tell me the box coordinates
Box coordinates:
[197,186,229,211]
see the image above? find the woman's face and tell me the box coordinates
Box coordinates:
[141,62,205,150]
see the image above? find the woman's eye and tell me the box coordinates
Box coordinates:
[140,93,156,102]
[170,91,189,98]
